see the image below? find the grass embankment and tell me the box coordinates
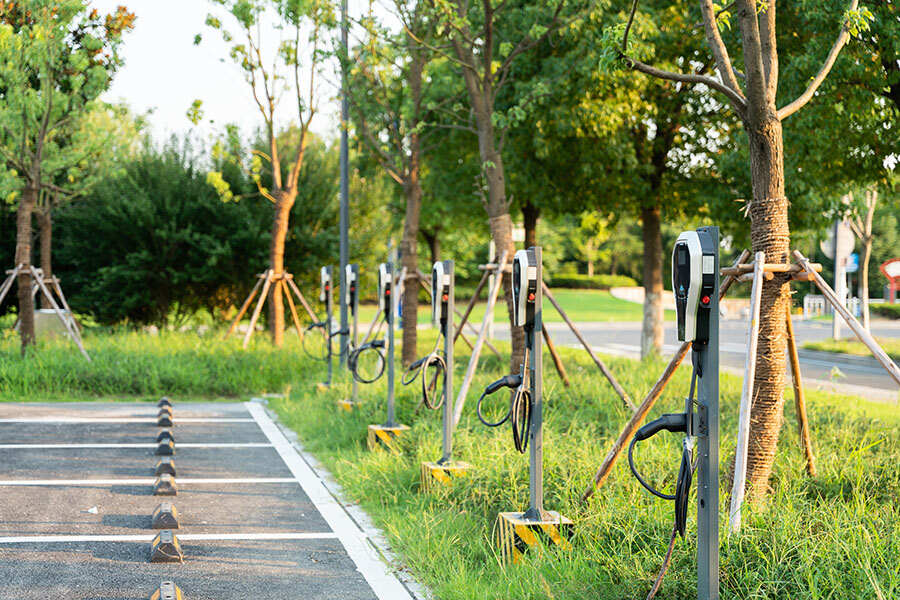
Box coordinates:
[804,337,900,361]
[271,333,900,600]
[358,289,674,325]
[0,329,301,402]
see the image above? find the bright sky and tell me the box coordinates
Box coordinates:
[90,0,347,142]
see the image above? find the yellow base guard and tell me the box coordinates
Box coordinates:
[366,424,410,453]
[420,461,472,493]
[495,511,573,565]
[336,399,355,412]
[148,581,183,600]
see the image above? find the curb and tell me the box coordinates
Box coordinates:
[798,348,897,370]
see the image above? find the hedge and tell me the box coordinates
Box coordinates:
[547,274,639,289]
[872,303,900,319]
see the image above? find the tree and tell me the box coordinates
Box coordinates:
[0,1,134,352]
[348,1,433,366]
[846,188,878,330]
[607,0,874,498]
[201,0,335,346]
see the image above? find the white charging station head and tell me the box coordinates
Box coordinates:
[344,264,356,307]
[431,261,450,326]
[512,249,536,327]
[378,263,390,313]
[672,232,703,341]
[319,266,331,302]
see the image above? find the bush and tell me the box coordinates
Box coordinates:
[548,273,638,289]
[872,303,900,319]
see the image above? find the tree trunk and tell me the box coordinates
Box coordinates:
[640,205,664,358]
[269,190,296,347]
[38,209,52,309]
[742,115,791,501]
[16,184,37,353]
[522,201,539,248]
[586,239,595,277]
[400,151,423,367]
[421,228,441,265]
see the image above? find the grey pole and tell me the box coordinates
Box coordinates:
[326,266,334,387]
[386,262,396,427]
[525,246,544,520]
[440,261,454,463]
[350,264,359,403]
[338,0,350,366]
[696,226,719,600]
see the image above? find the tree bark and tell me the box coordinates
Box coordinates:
[522,200,539,248]
[400,149,423,367]
[421,228,441,265]
[859,235,872,330]
[269,190,297,347]
[16,183,37,353]
[742,115,791,501]
[640,205,664,358]
[38,209,52,309]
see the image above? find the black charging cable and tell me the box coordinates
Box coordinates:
[402,337,447,410]
[628,362,701,600]
[348,339,386,384]
[475,348,532,454]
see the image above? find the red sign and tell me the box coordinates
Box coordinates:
[880,259,900,304]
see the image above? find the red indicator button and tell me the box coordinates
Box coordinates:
[527,292,535,301]
[442,294,449,301]
[385,290,391,296]
[701,295,710,305]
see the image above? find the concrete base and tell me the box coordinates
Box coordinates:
[366,424,410,453]
[420,461,472,493]
[495,510,573,565]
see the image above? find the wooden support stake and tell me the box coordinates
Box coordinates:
[729,251,765,535]
[582,249,750,502]
[362,311,382,346]
[541,282,634,411]
[226,274,265,339]
[282,280,304,340]
[285,275,321,325]
[242,272,272,348]
[452,251,508,428]
[453,269,491,344]
[30,266,90,361]
[541,323,570,387]
[794,250,900,386]
[785,302,816,478]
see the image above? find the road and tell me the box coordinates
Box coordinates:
[494,318,900,401]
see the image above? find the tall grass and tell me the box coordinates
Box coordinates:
[0,328,300,401]
[272,332,900,600]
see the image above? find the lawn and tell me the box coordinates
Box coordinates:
[803,337,900,361]
[2,328,897,599]
[357,288,674,325]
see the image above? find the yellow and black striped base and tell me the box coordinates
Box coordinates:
[336,399,355,412]
[420,461,472,493]
[366,424,410,453]
[149,530,184,563]
[495,511,573,565]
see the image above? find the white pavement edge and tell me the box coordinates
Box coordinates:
[0,532,339,544]
[246,401,422,600]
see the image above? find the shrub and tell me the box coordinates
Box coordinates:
[872,303,900,319]
[548,273,638,289]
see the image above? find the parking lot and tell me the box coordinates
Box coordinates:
[0,401,413,600]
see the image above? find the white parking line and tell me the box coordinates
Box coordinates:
[0,443,272,449]
[0,478,296,486]
[0,418,255,423]
[0,532,338,544]
[246,402,415,600]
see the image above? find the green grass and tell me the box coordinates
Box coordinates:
[270,332,900,600]
[0,328,301,402]
[357,289,674,325]
[803,337,900,361]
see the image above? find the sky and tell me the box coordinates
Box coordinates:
[89,0,349,143]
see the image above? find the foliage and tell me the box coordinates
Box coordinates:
[548,273,638,290]
[803,336,900,360]
[872,304,900,320]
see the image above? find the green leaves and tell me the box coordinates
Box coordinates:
[186,99,205,126]
[844,6,874,38]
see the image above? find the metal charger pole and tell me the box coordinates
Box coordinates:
[440,261,454,463]
[345,263,359,404]
[321,266,334,387]
[386,261,396,427]
[524,247,543,520]
[696,226,719,600]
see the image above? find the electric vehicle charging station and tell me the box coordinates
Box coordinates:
[320,266,334,388]
[367,261,409,452]
[477,247,572,564]
[412,260,472,490]
[627,226,719,599]
[338,263,359,410]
